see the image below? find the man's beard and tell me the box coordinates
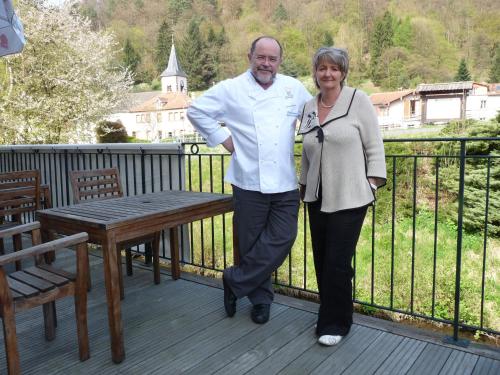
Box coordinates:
[252,69,276,85]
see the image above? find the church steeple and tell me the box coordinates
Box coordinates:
[160,42,188,93]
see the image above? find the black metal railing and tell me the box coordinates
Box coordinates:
[179,137,499,345]
[1,138,498,344]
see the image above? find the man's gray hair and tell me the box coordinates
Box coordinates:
[312,47,349,88]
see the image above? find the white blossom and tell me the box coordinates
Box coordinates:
[0,0,133,144]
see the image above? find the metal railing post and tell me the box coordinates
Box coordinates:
[444,139,469,347]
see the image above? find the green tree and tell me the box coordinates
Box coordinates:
[440,120,500,236]
[155,21,172,74]
[370,11,395,85]
[168,0,192,22]
[455,58,472,81]
[123,38,141,81]
[96,120,129,143]
[393,17,412,50]
[0,0,132,144]
[206,27,221,83]
[273,3,288,22]
[322,31,334,47]
[281,59,301,78]
[179,19,215,90]
[489,46,500,82]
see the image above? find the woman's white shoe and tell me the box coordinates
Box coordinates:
[318,335,342,346]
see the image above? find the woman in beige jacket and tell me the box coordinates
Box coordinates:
[298,47,386,346]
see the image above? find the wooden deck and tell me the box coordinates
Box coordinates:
[1,250,498,374]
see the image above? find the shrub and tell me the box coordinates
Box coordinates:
[95,120,129,143]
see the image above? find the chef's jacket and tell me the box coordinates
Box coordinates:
[187,70,311,193]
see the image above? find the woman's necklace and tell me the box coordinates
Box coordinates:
[320,94,336,108]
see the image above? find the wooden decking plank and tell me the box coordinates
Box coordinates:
[341,332,404,374]
[471,356,500,375]
[211,308,317,375]
[21,279,221,374]
[407,343,452,375]
[0,249,497,375]
[18,279,182,369]
[98,302,242,374]
[128,302,287,374]
[183,307,313,375]
[374,336,427,374]
[439,350,479,375]
[309,325,382,375]
[8,260,180,352]
[277,324,368,375]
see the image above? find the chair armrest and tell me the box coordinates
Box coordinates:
[0,232,89,266]
[0,222,41,239]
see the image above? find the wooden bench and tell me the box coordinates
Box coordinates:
[0,222,89,375]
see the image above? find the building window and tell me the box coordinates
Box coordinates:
[168,132,173,138]
[157,131,162,139]
[168,112,173,121]
[167,85,172,92]
[136,115,141,123]
[132,131,137,137]
[410,100,417,116]
[157,112,162,122]
[480,100,487,109]
[145,113,151,122]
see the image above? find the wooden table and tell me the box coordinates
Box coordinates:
[36,190,234,363]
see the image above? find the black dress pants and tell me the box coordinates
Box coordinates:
[308,198,368,336]
[224,185,300,305]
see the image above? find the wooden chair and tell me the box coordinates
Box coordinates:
[0,222,90,375]
[0,170,43,269]
[69,167,161,299]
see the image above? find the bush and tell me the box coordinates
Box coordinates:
[95,120,129,143]
[438,120,500,236]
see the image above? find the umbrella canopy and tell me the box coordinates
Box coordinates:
[0,0,25,57]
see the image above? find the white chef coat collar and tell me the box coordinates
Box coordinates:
[246,70,280,99]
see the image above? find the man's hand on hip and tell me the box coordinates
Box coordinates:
[222,136,235,153]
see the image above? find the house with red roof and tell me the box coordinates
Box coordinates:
[108,43,197,142]
[370,81,499,130]
[370,89,421,129]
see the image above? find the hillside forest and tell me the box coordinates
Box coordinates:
[78,0,500,92]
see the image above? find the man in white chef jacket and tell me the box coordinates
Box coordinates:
[187,36,311,324]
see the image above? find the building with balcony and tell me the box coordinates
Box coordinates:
[371,81,500,129]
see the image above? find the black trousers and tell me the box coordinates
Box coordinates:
[224,185,300,305]
[308,198,368,336]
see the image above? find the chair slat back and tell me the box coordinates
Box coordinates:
[70,167,123,204]
[0,170,41,220]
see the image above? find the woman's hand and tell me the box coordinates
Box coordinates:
[368,177,382,192]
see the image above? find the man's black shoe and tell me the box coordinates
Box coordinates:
[251,304,270,324]
[222,275,237,317]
